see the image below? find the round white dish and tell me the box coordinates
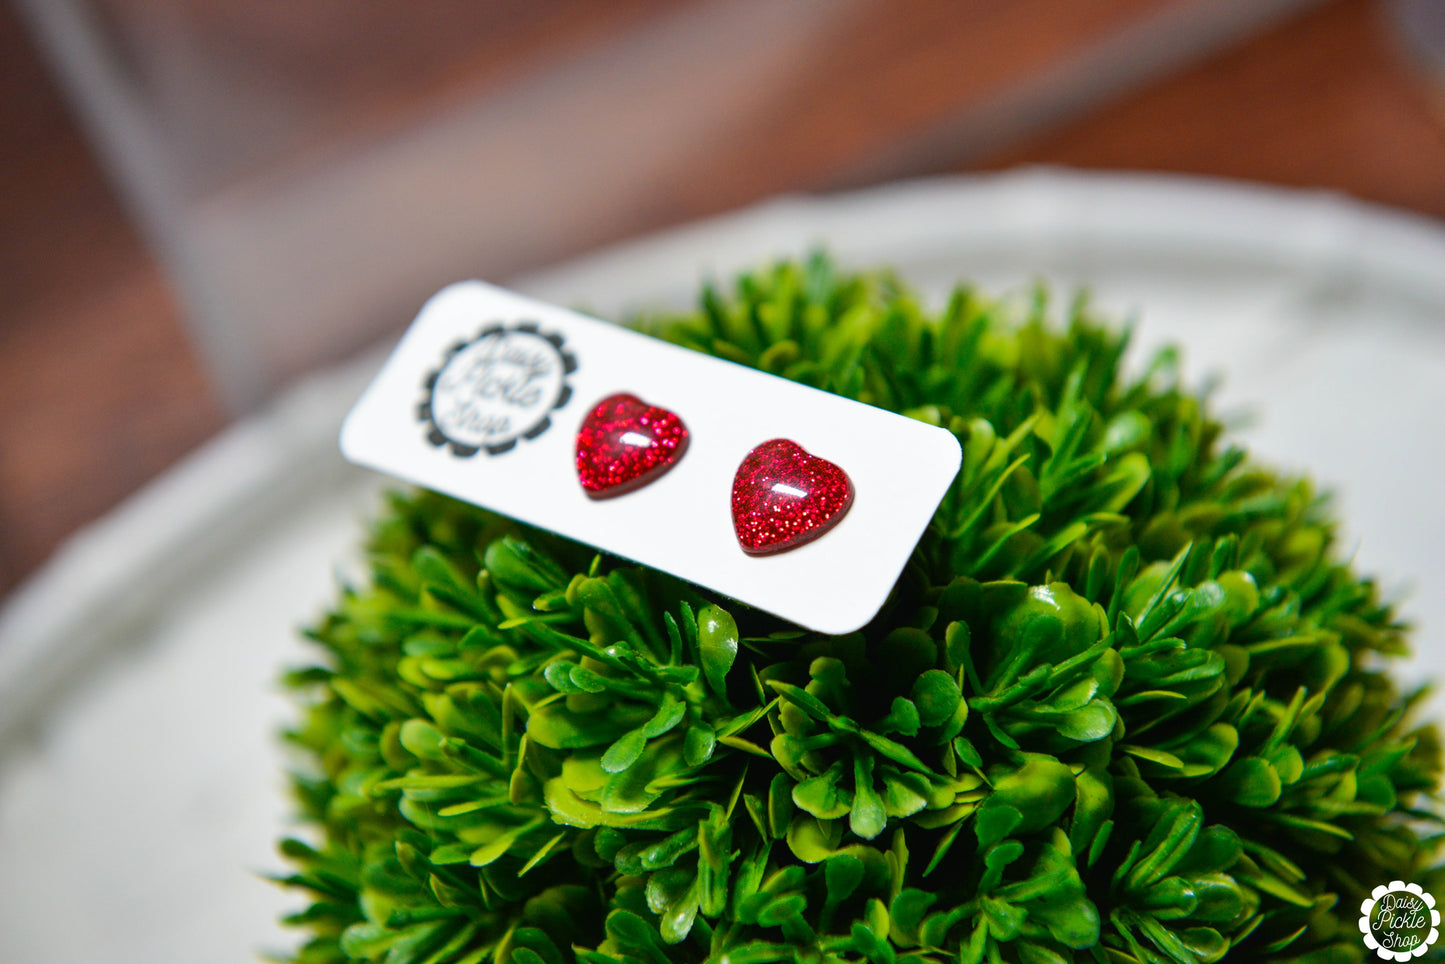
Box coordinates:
[2,168,1444,962]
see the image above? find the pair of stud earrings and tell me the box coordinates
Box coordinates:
[574,393,854,556]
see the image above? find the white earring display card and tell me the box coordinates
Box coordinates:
[341,281,962,634]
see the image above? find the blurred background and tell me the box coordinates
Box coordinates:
[3,0,1445,600]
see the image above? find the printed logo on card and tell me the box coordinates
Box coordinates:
[418,321,577,456]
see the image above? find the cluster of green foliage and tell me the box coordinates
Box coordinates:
[277,257,1442,964]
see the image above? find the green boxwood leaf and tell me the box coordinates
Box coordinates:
[1058,700,1117,742]
[976,804,1022,848]
[1217,756,1282,808]
[912,670,962,727]
[698,604,739,696]
[600,729,648,773]
[851,755,887,840]
[684,724,716,766]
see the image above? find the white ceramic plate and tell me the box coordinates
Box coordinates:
[3,169,1444,963]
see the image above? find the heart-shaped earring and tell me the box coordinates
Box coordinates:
[732,439,853,555]
[576,393,689,498]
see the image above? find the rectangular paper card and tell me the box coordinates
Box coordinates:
[341,281,961,634]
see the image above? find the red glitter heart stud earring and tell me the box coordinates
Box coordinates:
[732,439,854,555]
[576,393,689,498]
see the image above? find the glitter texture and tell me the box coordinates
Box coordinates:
[575,393,689,498]
[732,439,854,555]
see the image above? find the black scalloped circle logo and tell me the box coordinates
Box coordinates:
[418,321,576,457]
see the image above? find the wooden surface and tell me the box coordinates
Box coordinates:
[0,0,223,596]
[981,0,1445,217]
[88,0,692,195]
[2,0,1444,598]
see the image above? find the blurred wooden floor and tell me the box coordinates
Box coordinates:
[2,0,1444,597]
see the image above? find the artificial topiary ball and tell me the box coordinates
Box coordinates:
[277,258,1441,964]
